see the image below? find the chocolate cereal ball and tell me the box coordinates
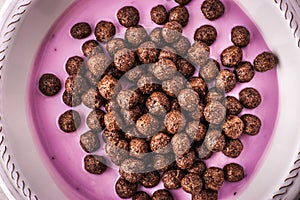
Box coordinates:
[152,189,174,200]
[132,191,151,200]
[162,169,185,190]
[119,158,145,183]
[102,129,122,144]
[158,46,177,63]
[136,113,161,137]
[176,149,196,169]
[175,0,192,5]
[125,26,148,47]
[231,26,250,47]
[176,58,195,78]
[87,53,111,78]
[164,110,187,134]
[116,90,139,109]
[222,115,244,139]
[168,5,190,27]
[187,41,210,66]
[137,74,160,95]
[194,25,217,46]
[201,0,225,21]
[81,40,103,57]
[62,90,82,107]
[70,22,91,39]
[81,88,105,110]
[172,36,191,56]
[94,21,116,43]
[151,5,168,25]
[241,114,261,135]
[98,75,119,100]
[140,171,160,188]
[162,21,183,44]
[234,61,255,83]
[192,189,218,200]
[150,28,165,48]
[188,77,208,98]
[117,6,140,28]
[150,132,172,154]
[153,59,177,81]
[115,177,138,199]
[181,173,203,194]
[65,75,88,95]
[223,163,244,182]
[221,46,243,68]
[199,59,220,82]
[80,131,100,153]
[162,76,185,97]
[39,73,61,96]
[153,154,174,172]
[203,167,224,191]
[253,52,278,72]
[104,111,122,132]
[86,110,106,131]
[114,48,136,72]
[188,160,207,175]
[239,87,261,109]
[137,41,159,64]
[178,88,200,112]
[65,56,84,75]
[171,133,191,156]
[204,101,226,125]
[105,139,129,165]
[58,110,81,133]
[215,69,237,93]
[129,138,149,159]
[146,92,171,116]
[204,129,226,152]
[222,138,243,158]
[106,38,126,56]
[225,96,243,115]
[186,121,207,142]
[84,155,107,174]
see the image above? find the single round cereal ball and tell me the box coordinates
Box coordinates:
[137,74,160,95]
[204,129,226,152]
[62,90,82,107]
[137,41,159,64]
[84,155,107,174]
[151,5,168,25]
[136,113,161,137]
[65,75,88,95]
[171,133,190,156]
[253,51,278,72]
[162,21,183,43]
[153,59,177,80]
[172,36,191,56]
[150,132,172,154]
[153,154,174,172]
[241,114,261,135]
[168,5,190,27]
[117,6,140,28]
[178,88,200,112]
[132,191,151,200]
[114,48,136,72]
[125,26,148,47]
[119,158,145,183]
[139,171,160,188]
[164,110,187,134]
[181,173,203,194]
[94,21,116,43]
[81,40,103,57]
[201,0,225,20]
[221,46,243,68]
[39,73,61,96]
[146,92,171,116]
[115,177,138,199]
[105,139,129,165]
[215,69,237,93]
[203,167,224,191]
[231,26,250,47]
[86,110,106,131]
[194,25,217,46]
[150,27,165,48]
[70,22,91,39]
[234,61,255,83]
[85,70,99,87]
[129,138,149,159]
[176,149,196,169]
[186,121,207,142]
[102,129,122,144]
[106,38,126,56]
[158,46,177,63]
[225,96,243,115]
[188,77,208,98]
[162,76,185,97]
[222,138,243,158]
[104,111,122,132]
[239,87,261,109]
[152,189,174,200]
[116,90,139,109]
[65,56,84,75]
[187,160,207,175]
[176,58,195,78]
[195,142,213,160]
[204,101,226,125]
[222,115,244,139]
[58,110,81,133]
[192,189,218,200]
[223,163,244,182]
[81,88,105,110]
[80,131,100,153]
[199,59,220,81]
[98,75,119,100]
[175,0,192,5]
[187,41,210,66]
[188,103,205,121]
[204,87,224,104]
[87,53,111,78]
[162,169,185,190]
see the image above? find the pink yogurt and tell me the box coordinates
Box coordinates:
[28,0,279,199]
